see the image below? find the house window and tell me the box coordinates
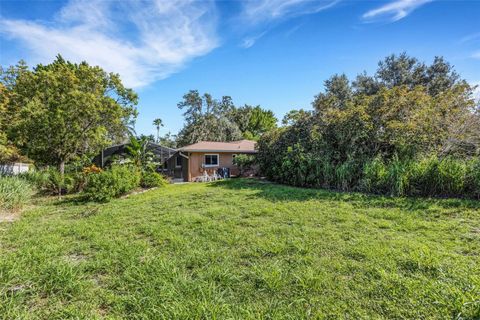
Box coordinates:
[176,156,182,167]
[204,154,219,167]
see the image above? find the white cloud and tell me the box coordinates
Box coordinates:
[241,31,268,49]
[472,51,480,59]
[239,0,339,48]
[362,0,433,22]
[242,0,340,24]
[0,0,218,88]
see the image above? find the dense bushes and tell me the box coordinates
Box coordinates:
[0,176,34,211]
[140,171,168,188]
[83,165,141,202]
[233,154,256,176]
[258,143,480,199]
[361,156,479,198]
[257,54,480,199]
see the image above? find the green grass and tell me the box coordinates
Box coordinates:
[1,179,479,319]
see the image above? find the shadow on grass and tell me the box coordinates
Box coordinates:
[52,194,95,207]
[208,178,480,212]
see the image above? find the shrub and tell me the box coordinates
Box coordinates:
[19,168,72,195]
[334,159,359,191]
[437,157,466,197]
[361,157,388,194]
[386,156,410,197]
[0,176,34,211]
[233,154,256,176]
[83,165,140,202]
[465,158,480,199]
[408,156,468,197]
[141,171,168,188]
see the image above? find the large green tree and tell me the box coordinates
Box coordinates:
[258,54,480,189]
[176,90,277,145]
[176,90,242,146]
[229,105,277,140]
[0,61,29,163]
[1,55,138,174]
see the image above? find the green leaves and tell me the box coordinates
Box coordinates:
[1,56,138,168]
[257,54,480,199]
[176,91,277,145]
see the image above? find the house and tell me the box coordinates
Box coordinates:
[167,140,257,182]
[93,142,176,169]
[94,139,257,182]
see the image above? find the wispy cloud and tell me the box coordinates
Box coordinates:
[239,0,339,48]
[0,0,218,88]
[241,31,268,49]
[460,32,480,44]
[243,0,340,24]
[362,0,433,22]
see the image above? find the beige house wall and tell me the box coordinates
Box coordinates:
[187,152,242,181]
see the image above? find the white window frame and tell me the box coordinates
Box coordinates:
[175,156,182,168]
[204,154,219,167]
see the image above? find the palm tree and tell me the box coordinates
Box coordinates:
[125,135,151,167]
[153,118,163,143]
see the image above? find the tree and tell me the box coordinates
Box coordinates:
[125,136,152,168]
[157,132,177,149]
[257,54,479,191]
[228,105,277,140]
[233,154,256,176]
[2,55,138,176]
[313,74,352,111]
[153,118,163,143]
[176,90,242,146]
[176,90,277,145]
[0,62,29,163]
[282,109,312,126]
[177,115,242,146]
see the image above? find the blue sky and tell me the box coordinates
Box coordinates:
[1,0,479,137]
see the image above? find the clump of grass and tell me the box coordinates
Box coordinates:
[0,176,34,211]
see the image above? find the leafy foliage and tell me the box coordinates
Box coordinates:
[258,54,480,199]
[229,105,277,140]
[140,171,168,188]
[83,165,140,202]
[0,176,33,211]
[125,136,154,168]
[176,90,277,146]
[0,56,138,173]
[19,168,76,195]
[232,154,256,176]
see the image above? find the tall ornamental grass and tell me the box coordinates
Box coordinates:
[360,156,477,198]
[0,176,34,211]
[261,148,479,199]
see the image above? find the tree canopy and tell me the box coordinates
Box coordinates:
[0,55,138,172]
[176,90,277,146]
[257,53,480,191]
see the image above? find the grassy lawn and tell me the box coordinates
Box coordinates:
[1,179,479,319]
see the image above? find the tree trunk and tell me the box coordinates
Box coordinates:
[58,160,65,197]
